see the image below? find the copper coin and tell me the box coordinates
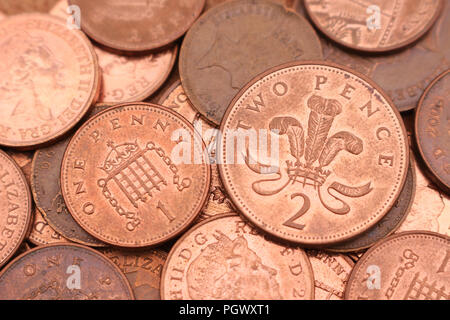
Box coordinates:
[158,81,235,221]
[415,69,449,192]
[345,231,449,300]
[101,248,167,300]
[28,208,69,246]
[397,152,450,237]
[69,0,204,52]
[305,0,443,53]
[61,103,211,247]
[0,150,32,268]
[0,0,59,14]
[51,0,178,104]
[320,0,450,112]
[0,14,99,149]
[0,243,134,300]
[219,61,409,245]
[328,156,415,252]
[204,0,290,11]
[307,250,353,300]
[180,0,323,125]
[161,213,315,300]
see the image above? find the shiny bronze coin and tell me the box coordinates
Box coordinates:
[69,0,204,52]
[28,208,69,246]
[328,156,415,252]
[180,0,323,125]
[397,152,450,237]
[0,0,59,14]
[0,14,99,149]
[161,213,315,300]
[158,81,235,221]
[305,0,443,53]
[307,250,353,300]
[51,0,178,104]
[219,61,409,245]
[5,150,33,184]
[0,243,134,300]
[345,231,449,300]
[415,69,449,192]
[101,248,167,300]
[0,150,32,268]
[61,103,211,247]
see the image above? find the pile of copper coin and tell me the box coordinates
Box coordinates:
[0,0,448,301]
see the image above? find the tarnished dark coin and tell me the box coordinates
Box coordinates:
[345,231,449,300]
[61,103,210,247]
[327,156,415,252]
[305,0,443,53]
[0,244,134,300]
[69,0,205,52]
[415,69,449,192]
[0,150,32,268]
[101,248,167,300]
[28,208,69,246]
[161,213,315,300]
[320,0,450,112]
[219,61,409,245]
[180,0,323,125]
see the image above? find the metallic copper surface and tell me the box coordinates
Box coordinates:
[305,0,443,53]
[320,0,450,112]
[204,0,291,11]
[69,0,204,52]
[51,0,178,104]
[307,250,353,300]
[101,248,167,300]
[415,69,449,192]
[0,0,59,14]
[61,103,211,247]
[397,152,450,237]
[0,150,33,268]
[345,231,449,300]
[0,244,134,300]
[180,0,323,125]
[28,208,69,246]
[158,81,235,221]
[328,157,415,252]
[161,213,315,300]
[219,61,409,245]
[0,14,99,149]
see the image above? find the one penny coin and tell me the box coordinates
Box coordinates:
[101,248,167,300]
[345,231,449,300]
[161,213,315,300]
[219,61,409,246]
[0,14,99,149]
[180,0,323,125]
[27,208,69,246]
[304,0,443,53]
[0,150,32,268]
[0,0,59,14]
[328,156,415,252]
[51,0,178,104]
[61,103,211,247]
[69,0,205,52]
[415,69,449,192]
[0,243,134,300]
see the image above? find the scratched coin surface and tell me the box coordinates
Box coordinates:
[0,150,32,268]
[345,232,449,300]
[0,14,99,148]
[69,0,204,52]
[158,81,235,221]
[304,0,442,52]
[180,0,323,125]
[320,0,450,112]
[61,103,210,247]
[415,69,449,192]
[328,158,415,252]
[28,208,69,246]
[219,61,409,245]
[307,250,353,300]
[101,248,167,300]
[161,214,315,300]
[0,244,134,300]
